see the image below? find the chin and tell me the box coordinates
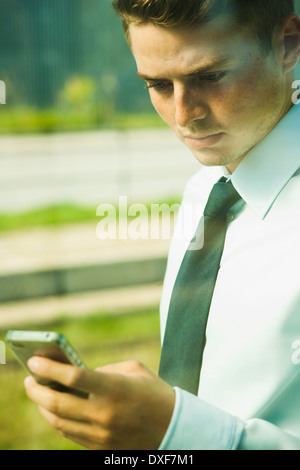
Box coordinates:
[191,149,228,167]
[191,147,244,170]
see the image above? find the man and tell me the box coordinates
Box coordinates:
[25,0,300,450]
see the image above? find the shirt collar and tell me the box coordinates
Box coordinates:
[223,104,300,219]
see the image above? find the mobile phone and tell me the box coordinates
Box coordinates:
[5,330,88,398]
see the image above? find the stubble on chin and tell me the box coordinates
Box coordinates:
[189,146,246,170]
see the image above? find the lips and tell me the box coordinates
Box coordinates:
[184,132,224,148]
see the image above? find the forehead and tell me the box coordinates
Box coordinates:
[129,19,259,77]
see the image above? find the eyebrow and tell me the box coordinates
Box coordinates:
[138,57,233,82]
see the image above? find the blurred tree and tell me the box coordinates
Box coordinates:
[0,0,152,113]
[59,76,96,110]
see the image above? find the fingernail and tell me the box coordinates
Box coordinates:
[27,357,39,372]
[24,376,33,388]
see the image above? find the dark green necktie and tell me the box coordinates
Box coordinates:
[159,178,242,395]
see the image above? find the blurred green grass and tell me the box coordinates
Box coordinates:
[0,200,181,233]
[0,308,161,450]
[0,108,167,135]
[0,204,97,232]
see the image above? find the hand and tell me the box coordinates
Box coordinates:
[24,357,175,450]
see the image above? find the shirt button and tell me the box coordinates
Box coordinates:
[227,213,234,223]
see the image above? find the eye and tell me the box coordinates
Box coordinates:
[145,82,172,92]
[202,72,227,82]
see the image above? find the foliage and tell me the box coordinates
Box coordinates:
[0,107,165,134]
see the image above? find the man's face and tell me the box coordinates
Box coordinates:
[130,17,290,172]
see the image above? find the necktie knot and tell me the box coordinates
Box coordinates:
[204,178,241,219]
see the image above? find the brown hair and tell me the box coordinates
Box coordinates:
[112,0,295,53]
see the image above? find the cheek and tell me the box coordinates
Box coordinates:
[149,92,175,126]
[215,70,282,130]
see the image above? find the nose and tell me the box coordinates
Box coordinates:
[174,83,208,128]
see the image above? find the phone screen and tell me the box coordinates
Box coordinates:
[10,342,73,366]
[6,331,88,398]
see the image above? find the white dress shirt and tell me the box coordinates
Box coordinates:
[159,103,300,450]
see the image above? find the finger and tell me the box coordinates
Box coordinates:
[27,357,117,395]
[59,432,107,450]
[96,359,155,378]
[58,432,98,450]
[24,376,90,422]
[38,406,104,448]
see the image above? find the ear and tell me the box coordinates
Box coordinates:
[277,14,300,73]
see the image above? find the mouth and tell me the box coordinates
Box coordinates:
[184,132,224,148]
